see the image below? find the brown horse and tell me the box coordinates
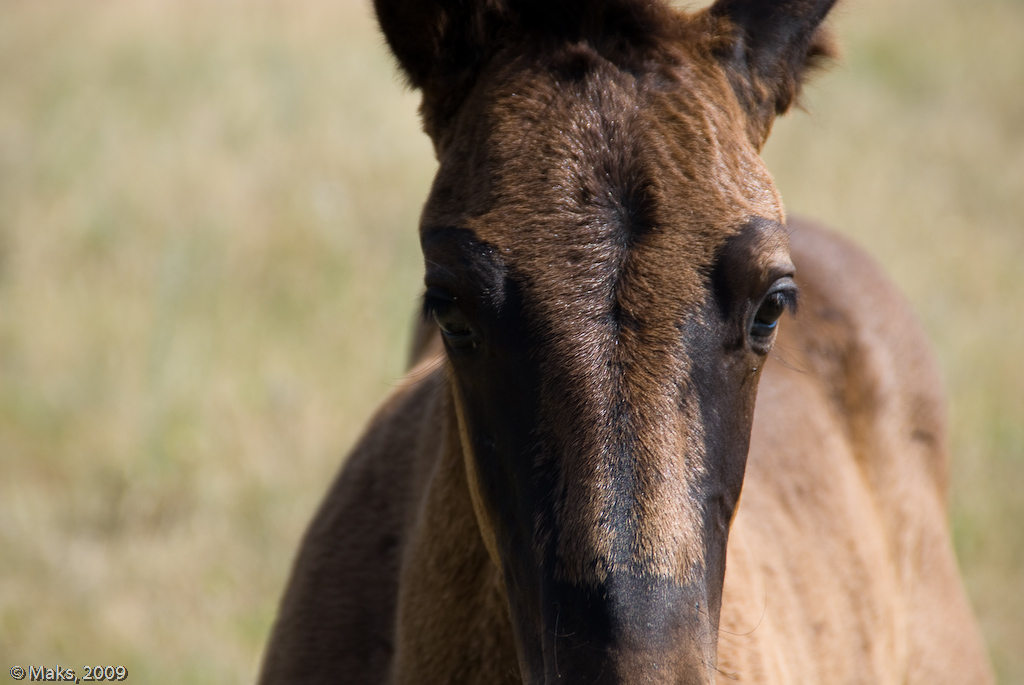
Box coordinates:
[258,1,993,682]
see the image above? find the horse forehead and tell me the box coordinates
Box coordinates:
[482,64,709,198]
[431,59,782,256]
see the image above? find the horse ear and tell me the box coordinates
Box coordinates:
[373,0,499,89]
[375,0,680,140]
[373,0,506,137]
[706,0,838,146]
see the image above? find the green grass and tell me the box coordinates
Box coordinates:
[0,0,1020,682]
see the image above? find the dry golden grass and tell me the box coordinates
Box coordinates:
[0,0,1020,682]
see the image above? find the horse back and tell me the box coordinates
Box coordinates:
[717,217,990,683]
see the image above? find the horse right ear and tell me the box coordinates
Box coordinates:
[373,0,505,136]
[375,0,680,140]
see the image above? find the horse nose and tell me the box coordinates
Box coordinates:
[538,572,717,684]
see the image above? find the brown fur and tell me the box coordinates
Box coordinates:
[258,1,992,682]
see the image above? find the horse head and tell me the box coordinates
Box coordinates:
[376,1,836,681]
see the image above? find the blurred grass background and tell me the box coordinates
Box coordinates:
[0,0,1019,682]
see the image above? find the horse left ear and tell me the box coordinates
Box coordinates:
[705,0,838,147]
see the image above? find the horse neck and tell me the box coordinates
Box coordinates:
[389,372,520,682]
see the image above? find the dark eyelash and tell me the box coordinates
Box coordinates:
[775,287,799,315]
[422,286,456,321]
[421,295,438,322]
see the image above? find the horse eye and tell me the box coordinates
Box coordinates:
[434,305,473,339]
[425,288,477,349]
[752,294,785,332]
[749,284,797,343]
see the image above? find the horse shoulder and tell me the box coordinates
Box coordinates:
[258,355,447,684]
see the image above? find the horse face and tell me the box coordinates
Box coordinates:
[376,1,837,681]
[419,52,794,681]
